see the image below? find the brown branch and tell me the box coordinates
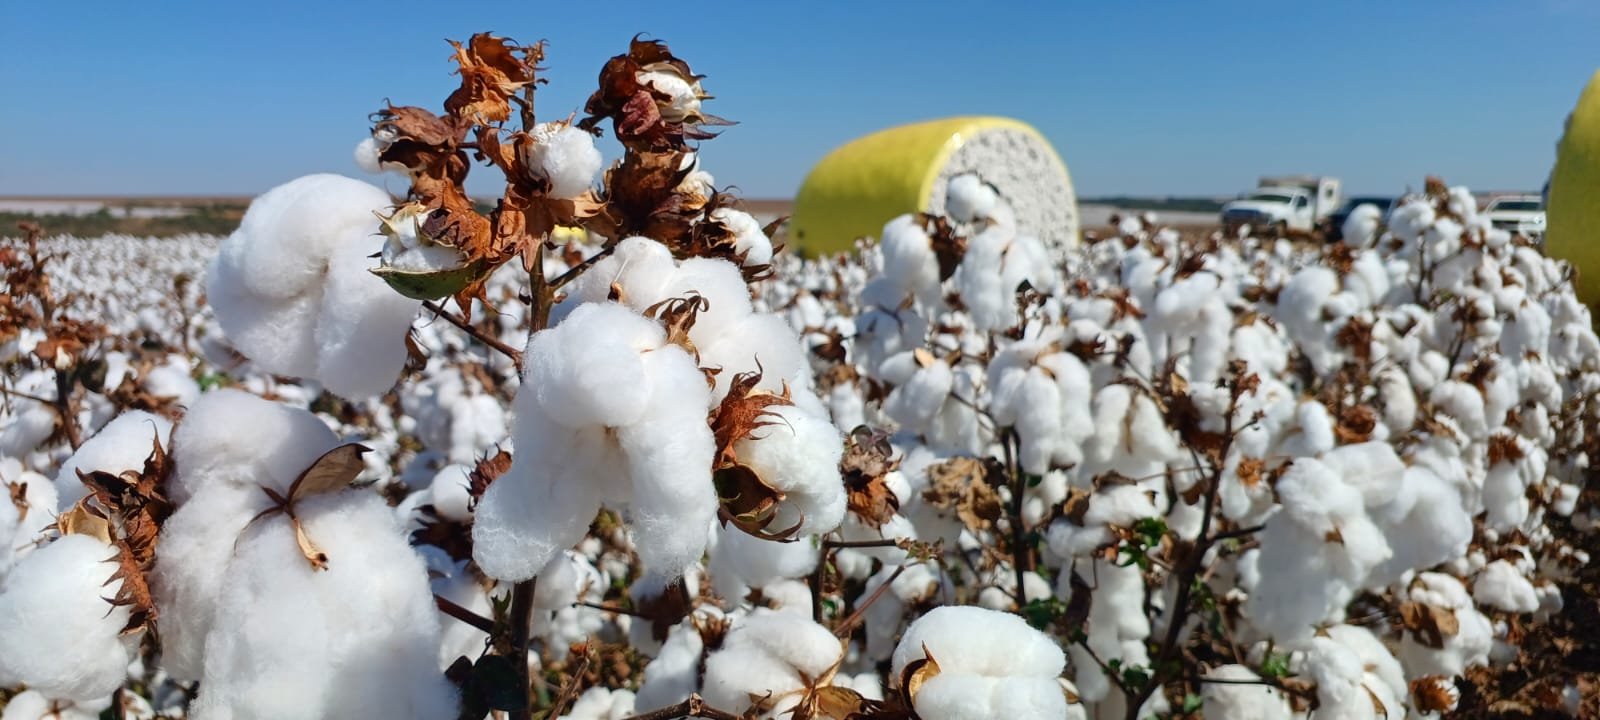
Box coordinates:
[550,242,619,290]
[833,562,908,639]
[1208,524,1266,543]
[822,538,904,550]
[434,594,495,634]
[1003,429,1033,605]
[618,694,742,720]
[422,299,525,372]
[577,600,653,619]
[508,577,537,718]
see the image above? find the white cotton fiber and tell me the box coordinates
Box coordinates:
[53,410,173,511]
[0,534,138,702]
[710,208,774,268]
[891,606,1067,720]
[734,404,847,536]
[945,174,999,225]
[167,388,340,503]
[207,174,419,399]
[879,215,941,307]
[1472,560,1539,614]
[474,302,716,581]
[0,692,106,720]
[189,492,457,720]
[701,610,843,715]
[524,122,603,199]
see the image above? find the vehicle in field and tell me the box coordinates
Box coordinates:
[1220,175,1342,234]
[1482,194,1546,238]
[1321,195,1396,242]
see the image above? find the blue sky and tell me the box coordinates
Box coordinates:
[1,1,1595,198]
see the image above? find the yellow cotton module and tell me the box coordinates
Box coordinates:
[789,116,1079,256]
[1547,70,1600,311]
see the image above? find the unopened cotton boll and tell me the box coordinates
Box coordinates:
[890,606,1068,720]
[207,174,419,399]
[0,534,139,702]
[524,122,603,199]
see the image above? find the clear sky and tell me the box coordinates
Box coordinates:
[1,0,1595,198]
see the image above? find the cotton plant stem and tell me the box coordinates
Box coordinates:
[434,594,495,634]
[421,299,525,372]
[509,577,537,718]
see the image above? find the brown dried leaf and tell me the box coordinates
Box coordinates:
[1334,405,1377,444]
[900,645,942,702]
[1399,601,1460,649]
[841,426,900,528]
[923,457,1003,532]
[57,502,111,543]
[289,444,371,501]
[293,516,329,571]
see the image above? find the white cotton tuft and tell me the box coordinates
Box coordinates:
[890,606,1067,720]
[0,534,138,702]
[710,208,775,268]
[1472,560,1539,614]
[734,404,847,535]
[701,611,844,716]
[945,174,999,225]
[53,410,173,511]
[207,174,419,398]
[524,122,603,199]
[188,492,458,720]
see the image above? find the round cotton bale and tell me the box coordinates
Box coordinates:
[789,116,1078,256]
[1547,70,1600,310]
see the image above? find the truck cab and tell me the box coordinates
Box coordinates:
[1219,175,1342,235]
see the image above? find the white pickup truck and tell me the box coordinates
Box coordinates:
[1220,176,1342,234]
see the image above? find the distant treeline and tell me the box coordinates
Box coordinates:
[1081,196,1226,213]
[2,203,248,237]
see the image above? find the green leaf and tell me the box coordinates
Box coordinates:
[1260,651,1292,679]
[1181,693,1205,713]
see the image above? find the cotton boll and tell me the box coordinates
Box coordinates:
[1200,665,1292,720]
[709,208,774,268]
[734,404,846,536]
[314,232,423,398]
[1396,573,1492,678]
[634,619,707,713]
[0,468,56,579]
[523,122,603,199]
[428,463,474,522]
[0,692,107,720]
[708,524,820,603]
[190,492,457,720]
[0,534,138,702]
[353,137,383,174]
[1472,560,1539,613]
[168,388,340,503]
[945,174,999,225]
[883,354,954,432]
[53,410,173,511]
[1341,204,1382,249]
[558,687,637,720]
[208,174,418,398]
[891,606,1067,720]
[701,611,844,716]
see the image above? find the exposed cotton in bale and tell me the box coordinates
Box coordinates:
[790,117,1077,256]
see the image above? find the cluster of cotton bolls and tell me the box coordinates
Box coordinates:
[749,175,1600,719]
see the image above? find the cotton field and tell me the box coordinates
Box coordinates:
[3,31,1599,720]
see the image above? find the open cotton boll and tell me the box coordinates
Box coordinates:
[208,174,418,398]
[190,492,457,720]
[634,618,707,713]
[879,215,942,308]
[558,687,637,720]
[945,174,1000,225]
[167,388,340,503]
[474,303,716,581]
[1472,560,1539,613]
[1396,573,1493,678]
[708,524,820,603]
[0,692,108,720]
[1341,204,1383,249]
[1200,665,1292,720]
[428,463,474,522]
[0,467,56,579]
[0,534,138,702]
[890,605,1067,720]
[734,404,846,536]
[53,410,172,510]
[709,208,774,268]
[701,610,844,716]
[523,122,603,199]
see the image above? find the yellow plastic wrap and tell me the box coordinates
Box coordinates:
[789,116,1071,255]
[1547,70,1600,310]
